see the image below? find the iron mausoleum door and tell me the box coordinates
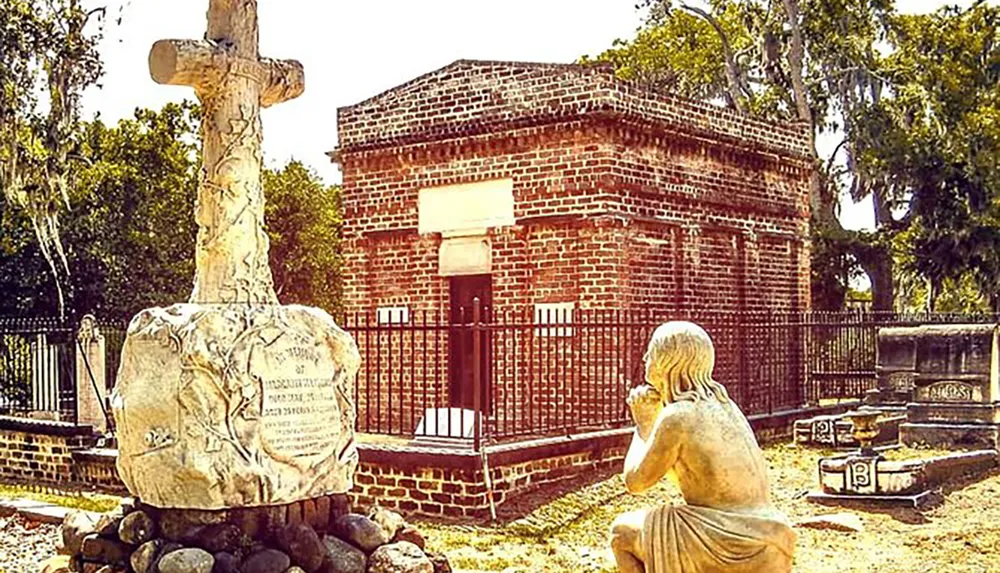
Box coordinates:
[448,274,491,411]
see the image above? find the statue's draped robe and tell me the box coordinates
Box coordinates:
[642,504,796,573]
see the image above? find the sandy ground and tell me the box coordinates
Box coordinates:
[419,443,1000,572]
[0,514,58,573]
[1,442,998,572]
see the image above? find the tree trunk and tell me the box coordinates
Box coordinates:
[781,0,833,228]
[782,0,813,124]
[680,3,750,114]
[927,277,940,313]
[851,227,895,313]
[865,252,894,313]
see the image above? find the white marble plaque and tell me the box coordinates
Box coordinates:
[439,235,492,276]
[921,380,981,403]
[260,362,343,465]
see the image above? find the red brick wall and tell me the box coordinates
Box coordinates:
[72,450,128,494]
[335,60,813,431]
[0,429,78,483]
[337,61,811,316]
[336,61,811,159]
[350,434,630,520]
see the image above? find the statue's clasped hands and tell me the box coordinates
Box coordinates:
[627,383,663,437]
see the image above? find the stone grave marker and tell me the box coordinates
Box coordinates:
[899,324,1000,449]
[110,0,360,509]
[864,326,918,409]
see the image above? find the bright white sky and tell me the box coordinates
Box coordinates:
[81,0,974,232]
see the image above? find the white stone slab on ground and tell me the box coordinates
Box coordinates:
[0,497,97,525]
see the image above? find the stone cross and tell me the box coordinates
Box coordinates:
[149,0,304,304]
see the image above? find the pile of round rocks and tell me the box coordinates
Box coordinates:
[40,496,451,573]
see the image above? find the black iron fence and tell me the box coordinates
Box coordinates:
[345,307,791,444]
[340,308,1000,445]
[4,310,998,442]
[0,317,78,423]
[97,319,129,393]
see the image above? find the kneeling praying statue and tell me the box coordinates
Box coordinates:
[611,322,795,573]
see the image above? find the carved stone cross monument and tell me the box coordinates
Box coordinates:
[149,0,304,304]
[110,0,360,510]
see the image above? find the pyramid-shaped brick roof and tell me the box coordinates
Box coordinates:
[335,60,812,160]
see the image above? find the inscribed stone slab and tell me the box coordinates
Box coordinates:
[111,303,360,509]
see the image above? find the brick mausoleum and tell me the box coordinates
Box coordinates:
[331,60,814,430]
[332,59,813,319]
[319,60,818,518]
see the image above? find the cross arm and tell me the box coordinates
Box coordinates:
[259,58,305,108]
[149,39,223,91]
[149,40,304,108]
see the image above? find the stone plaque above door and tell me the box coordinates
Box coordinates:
[418,178,515,235]
[439,234,492,276]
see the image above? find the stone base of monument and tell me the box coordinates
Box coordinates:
[793,410,904,448]
[806,449,998,508]
[44,495,451,573]
[112,303,360,509]
[899,401,1000,449]
[899,421,1000,449]
[862,388,912,409]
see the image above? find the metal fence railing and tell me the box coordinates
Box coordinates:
[0,317,78,423]
[6,310,999,443]
[338,308,1000,447]
[96,319,129,393]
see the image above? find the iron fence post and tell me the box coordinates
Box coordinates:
[70,336,79,425]
[473,298,482,452]
[737,312,747,410]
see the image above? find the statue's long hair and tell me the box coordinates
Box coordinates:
[645,322,730,404]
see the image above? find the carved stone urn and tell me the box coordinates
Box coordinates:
[845,410,882,457]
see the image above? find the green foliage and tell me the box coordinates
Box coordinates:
[0,102,200,320]
[1,100,346,319]
[809,227,856,309]
[0,103,198,319]
[894,270,993,315]
[0,0,108,317]
[877,2,1000,310]
[1,101,347,319]
[0,194,55,315]
[0,335,32,409]
[264,161,344,314]
[66,102,201,320]
[0,483,120,513]
[590,0,999,311]
[834,1,1000,311]
[580,10,731,100]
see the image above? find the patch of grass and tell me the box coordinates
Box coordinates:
[0,483,120,514]
[418,441,1000,572]
[880,446,967,462]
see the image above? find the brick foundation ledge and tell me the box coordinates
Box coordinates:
[350,404,856,520]
[0,404,849,520]
[351,428,633,520]
[0,416,96,484]
[0,415,94,437]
